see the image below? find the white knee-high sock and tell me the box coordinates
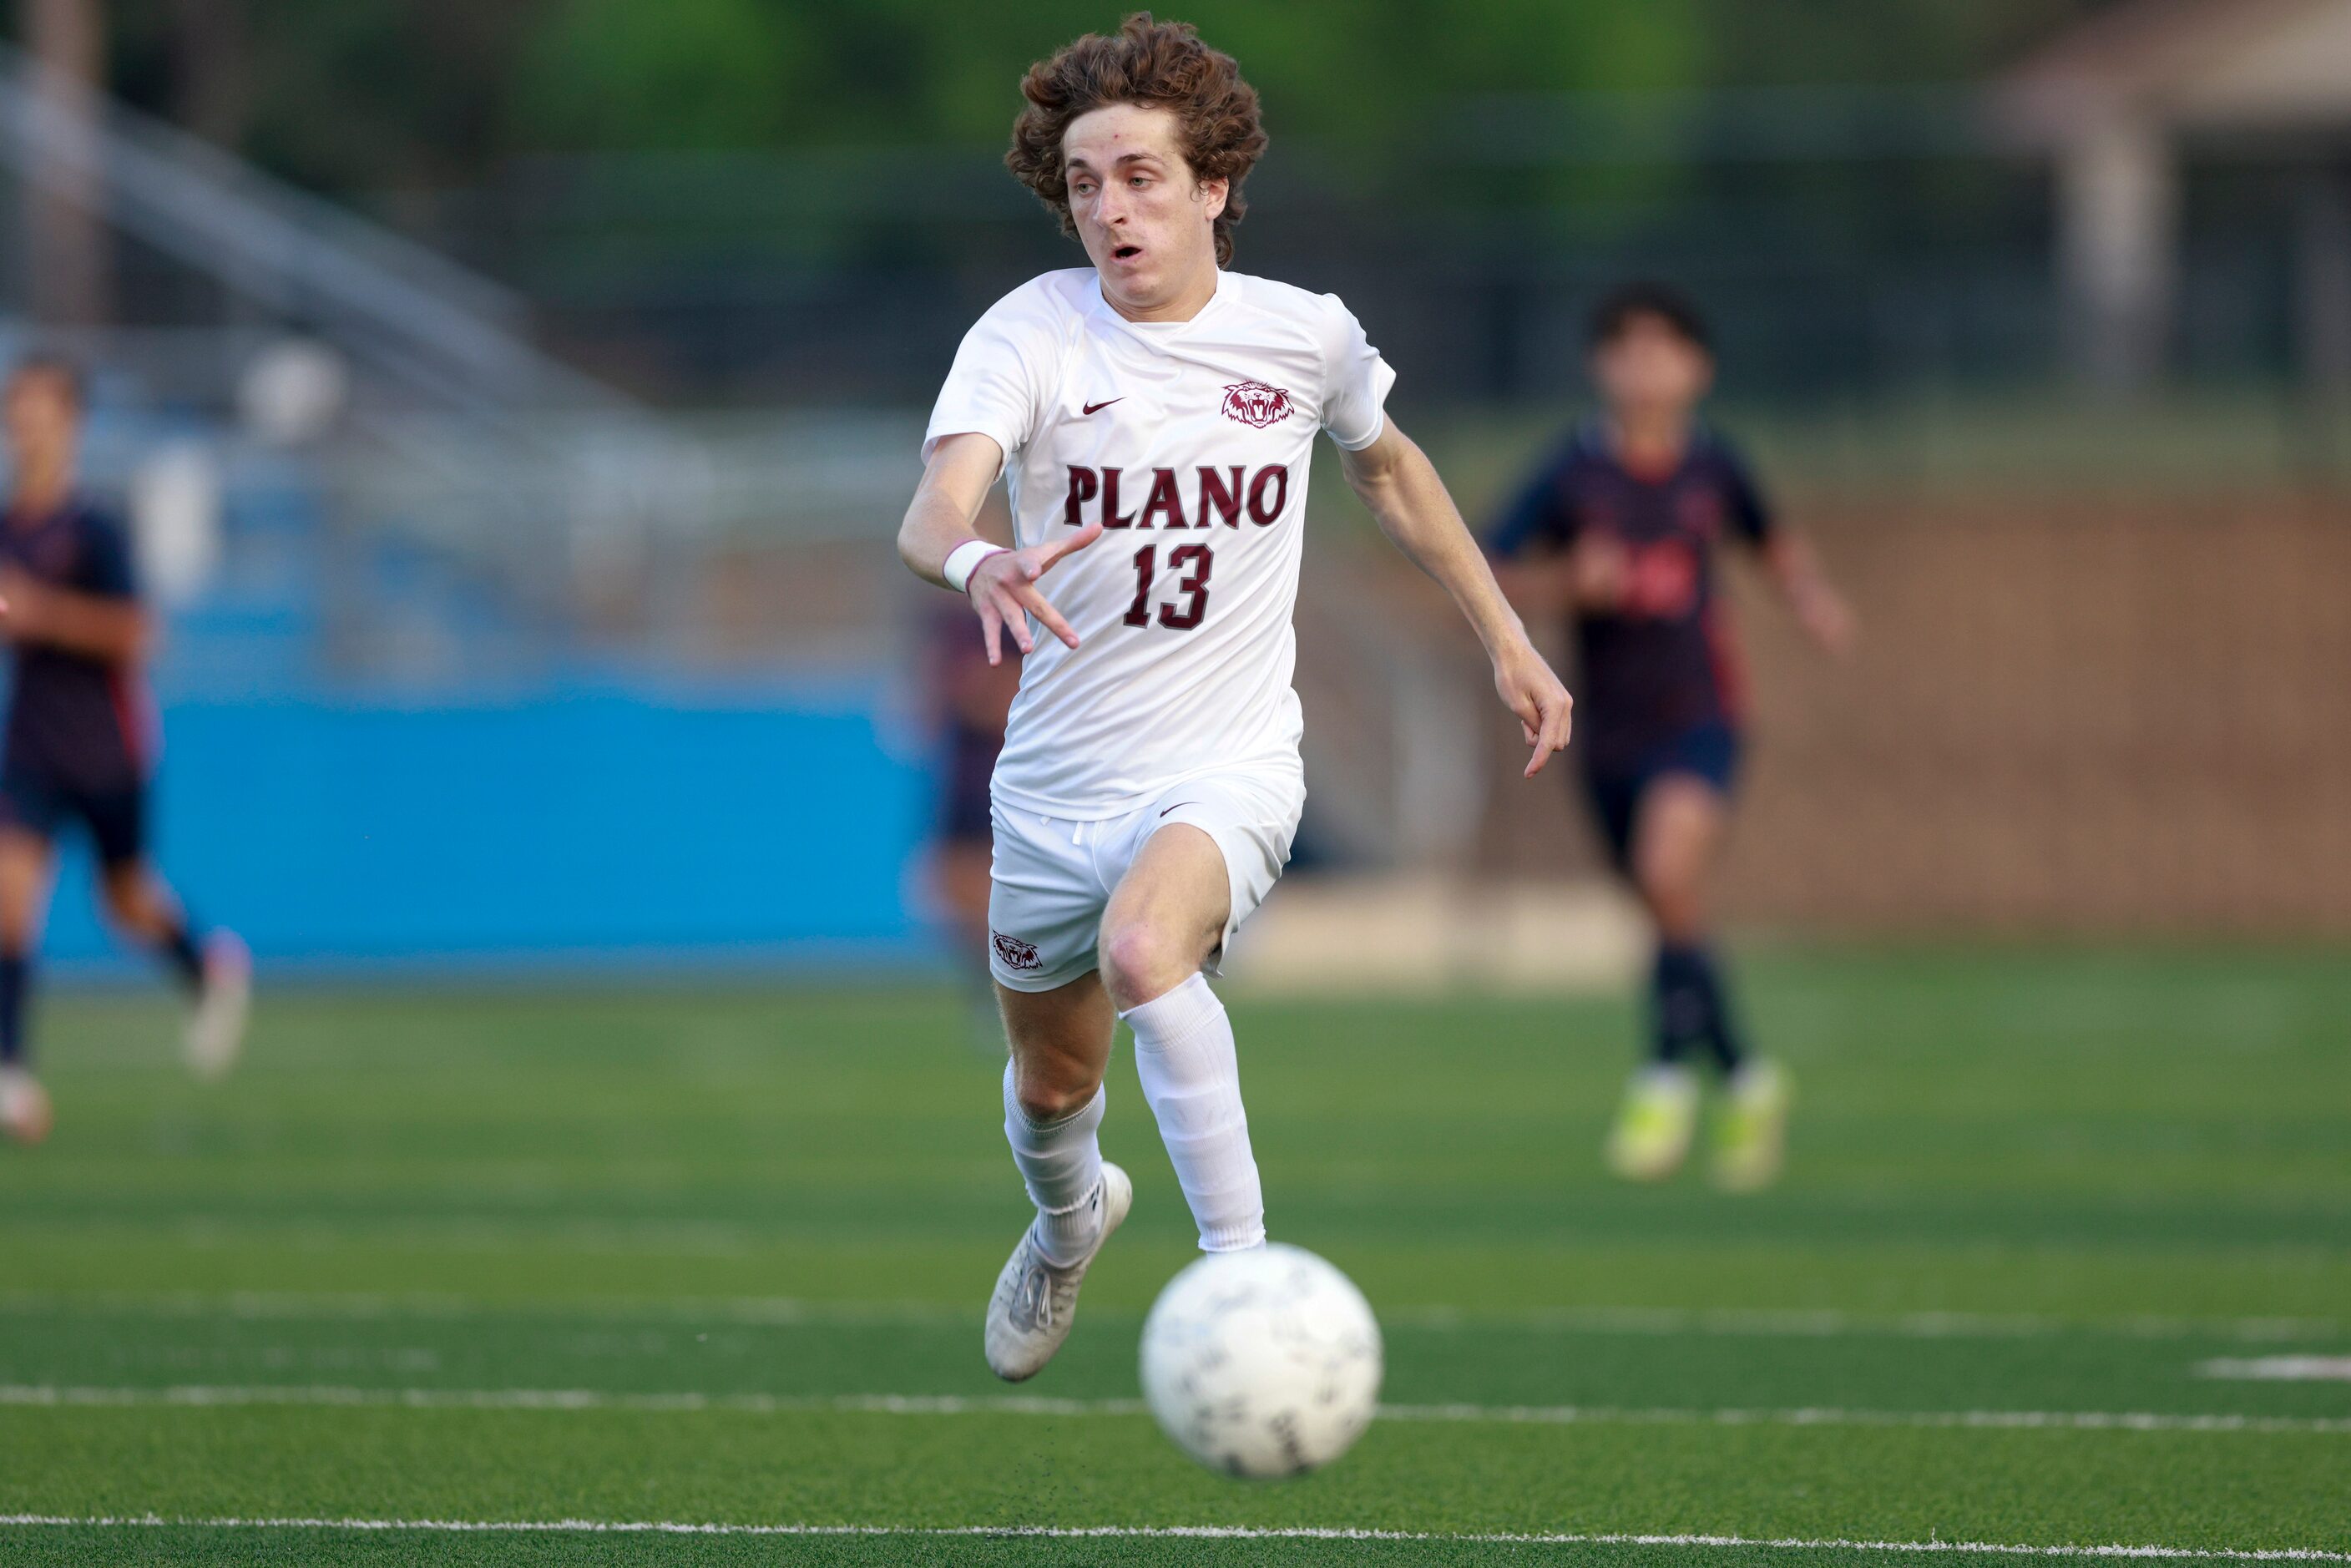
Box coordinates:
[1002,1060,1106,1265]
[1124,973,1265,1252]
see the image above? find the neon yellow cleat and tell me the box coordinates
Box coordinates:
[1605,1065,1698,1182]
[1712,1058,1791,1193]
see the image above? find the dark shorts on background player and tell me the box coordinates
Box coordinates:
[938,722,1001,845]
[0,768,148,867]
[1581,720,1742,873]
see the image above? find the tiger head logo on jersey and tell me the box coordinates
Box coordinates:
[1221,381,1292,428]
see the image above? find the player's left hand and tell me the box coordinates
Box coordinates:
[1494,638,1573,778]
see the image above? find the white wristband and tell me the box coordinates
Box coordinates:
[943,539,1008,595]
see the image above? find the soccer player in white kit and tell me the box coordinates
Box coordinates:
[896,14,1574,1382]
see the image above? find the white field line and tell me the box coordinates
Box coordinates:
[2,1384,2344,1435]
[0,1291,2334,1343]
[2200,1358,2351,1383]
[0,1515,2345,1560]
[1382,1307,2342,1343]
[0,1384,1146,1418]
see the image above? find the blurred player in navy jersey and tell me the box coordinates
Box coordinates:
[1489,285,1852,1191]
[0,356,248,1146]
[928,487,1019,1046]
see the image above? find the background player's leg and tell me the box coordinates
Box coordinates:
[98,860,204,989]
[1100,825,1263,1252]
[91,787,250,1080]
[1630,773,1743,1073]
[0,828,57,1144]
[0,828,55,1065]
[1605,772,1735,1181]
[1630,774,1787,1190]
[998,973,1119,1264]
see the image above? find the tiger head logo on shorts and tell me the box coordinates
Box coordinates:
[992,932,1042,972]
[1221,381,1292,428]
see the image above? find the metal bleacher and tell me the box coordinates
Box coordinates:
[0,43,686,697]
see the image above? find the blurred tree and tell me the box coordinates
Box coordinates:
[18,0,110,324]
[512,0,807,151]
[1427,0,1699,94]
[81,0,536,190]
[1700,0,2106,85]
[163,0,248,148]
[13,0,2115,194]
[236,0,537,190]
[718,1,1704,149]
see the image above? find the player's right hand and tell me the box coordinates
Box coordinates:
[1495,637,1574,779]
[968,521,1105,666]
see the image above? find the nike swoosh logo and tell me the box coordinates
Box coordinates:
[1157,802,1197,818]
[1081,398,1125,416]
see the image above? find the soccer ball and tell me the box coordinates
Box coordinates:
[1138,1243,1383,1478]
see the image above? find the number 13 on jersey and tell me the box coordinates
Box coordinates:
[1122,543,1214,631]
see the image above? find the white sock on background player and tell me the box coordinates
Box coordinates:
[1001,1060,1107,1265]
[1125,973,1265,1252]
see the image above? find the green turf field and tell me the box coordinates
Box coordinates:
[0,946,2344,1565]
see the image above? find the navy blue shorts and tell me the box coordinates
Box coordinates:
[1580,721,1742,872]
[938,725,1000,846]
[0,769,149,867]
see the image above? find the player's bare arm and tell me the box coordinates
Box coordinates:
[1762,530,1856,655]
[897,431,1104,666]
[0,570,149,663]
[1340,421,1574,777]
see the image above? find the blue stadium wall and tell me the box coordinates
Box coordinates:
[39,681,943,978]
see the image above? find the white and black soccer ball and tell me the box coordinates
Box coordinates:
[1139,1243,1383,1479]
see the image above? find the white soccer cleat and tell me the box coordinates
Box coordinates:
[183,930,251,1082]
[983,1161,1132,1382]
[1,1067,53,1146]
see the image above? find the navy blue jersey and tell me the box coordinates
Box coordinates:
[0,498,149,790]
[1487,421,1772,774]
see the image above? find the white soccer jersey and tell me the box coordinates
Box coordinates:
[924,267,1396,818]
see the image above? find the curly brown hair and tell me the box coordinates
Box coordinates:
[1005,14,1267,268]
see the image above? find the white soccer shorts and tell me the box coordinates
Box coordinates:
[985,769,1305,993]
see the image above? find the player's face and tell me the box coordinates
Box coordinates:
[3,372,79,473]
[1590,315,1713,419]
[1062,103,1226,316]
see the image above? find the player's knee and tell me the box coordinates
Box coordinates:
[1008,1050,1103,1122]
[1640,875,1707,943]
[1013,1079,1099,1124]
[1098,920,1192,1012]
